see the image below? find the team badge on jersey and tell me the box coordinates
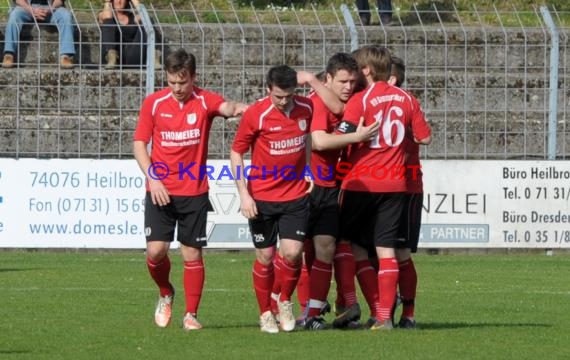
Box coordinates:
[187,113,197,125]
[298,119,307,131]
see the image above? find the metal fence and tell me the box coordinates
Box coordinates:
[0,2,568,159]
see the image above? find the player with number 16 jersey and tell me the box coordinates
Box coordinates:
[337,78,430,192]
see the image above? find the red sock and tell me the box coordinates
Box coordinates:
[356,259,380,318]
[279,257,301,302]
[377,257,399,321]
[334,242,357,306]
[303,239,316,271]
[270,253,283,315]
[253,260,274,314]
[146,256,172,297]
[307,259,333,317]
[183,259,205,315]
[398,258,417,319]
[296,263,310,311]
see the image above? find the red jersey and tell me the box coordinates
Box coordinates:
[405,94,429,194]
[308,92,342,188]
[337,82,431,193]
[133,86,225,196]
[232,95,313,202]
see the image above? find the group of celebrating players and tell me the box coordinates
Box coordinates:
[133,45,431,333]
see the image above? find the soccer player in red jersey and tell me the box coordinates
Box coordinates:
[133,49,247,331]
[336,46,431,330]
[389,56,429,329]
[231,65,313,333]
[296,53,379,330]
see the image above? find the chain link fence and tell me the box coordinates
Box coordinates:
[0,2,568,159]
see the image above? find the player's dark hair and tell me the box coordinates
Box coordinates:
[325,52,358,77]
[390,56,405,87]
[266,65,297,90]
[165,49,197,76]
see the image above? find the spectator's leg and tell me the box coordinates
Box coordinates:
[3,7,34,56]
[49,7,76,57]
[376,0,392,25]
[153,25,163,69]
[100,19,119,68]
[355,0,371,26]
[123,27,146,67]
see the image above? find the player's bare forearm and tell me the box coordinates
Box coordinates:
[219,101,248,118]
[133,140,170,205]
[297,71,344,115]
[133,141,152,179]
[230,150,257,219]
[312,117,377,151]
[230,150,248,197]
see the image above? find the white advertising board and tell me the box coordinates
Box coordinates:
[0,159,568,249]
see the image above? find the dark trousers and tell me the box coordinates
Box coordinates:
[355,0,392,25]
[355,0,371,25]
[100,19,146,66]
[377,0,393,24]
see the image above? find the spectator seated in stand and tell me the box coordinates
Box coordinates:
[98,0,161,69]
[2,0,76,69]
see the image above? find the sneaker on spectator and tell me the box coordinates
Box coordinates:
[278,300,296,332]
[370,319,394,331]
[398,317,417,329]
[332,303,361,329]
[304,316,327,331]
[105,49,118,69]
[154,290,174,328]
[183,312,202,331]
[2,53,14,68]
[60,55,74,69]
[259,311,279,334]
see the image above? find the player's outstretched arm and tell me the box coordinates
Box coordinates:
[311,116,378,151]
[219,101,249,118]
[297,70,344,115]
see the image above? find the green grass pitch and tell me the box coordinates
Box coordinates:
[0,251,568,359]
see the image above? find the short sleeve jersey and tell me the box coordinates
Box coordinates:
[232,95,313,202]
[308,92,342,188]
[337,82,430,193]
[133,86,225,196]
